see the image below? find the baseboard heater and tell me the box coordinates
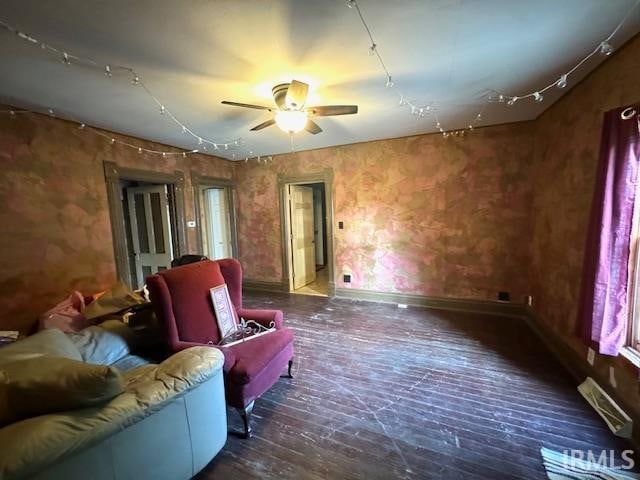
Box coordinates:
[578,377,632,438]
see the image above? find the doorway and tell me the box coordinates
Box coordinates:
[279,171,335,297]
[122,181,177,288]
[192,172,238,260]
[104,162,188,289]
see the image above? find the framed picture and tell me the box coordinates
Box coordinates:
[209,284,238,338]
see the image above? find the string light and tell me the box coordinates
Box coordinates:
[599,41,614,56]
[346,0,640,136]
[0,19,245,155]
[557,74,568,89]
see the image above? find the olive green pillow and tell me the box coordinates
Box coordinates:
[0,356,124,425]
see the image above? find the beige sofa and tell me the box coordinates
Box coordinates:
[0,327,227,480]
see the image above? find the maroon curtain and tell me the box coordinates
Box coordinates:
[578,105,640,356]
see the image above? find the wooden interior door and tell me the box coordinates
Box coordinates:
[127,185,173,286]
[290,185,316,289]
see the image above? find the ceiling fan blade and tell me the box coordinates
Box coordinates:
[250,118,276,131]
[285,80,309,110]
[222,101,273,111]
[307,105,358,117]
[305,120,323,135]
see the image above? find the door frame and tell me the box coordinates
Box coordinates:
[278,169,335,296]
[104,161,188,286]
[191,171,238,258]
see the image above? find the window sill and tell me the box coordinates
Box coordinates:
[620,346,640,369]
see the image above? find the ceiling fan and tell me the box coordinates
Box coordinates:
[221,80,358,135]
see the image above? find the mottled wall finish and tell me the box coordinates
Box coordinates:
[235,123,535,300]
[0,111,233,332]
[529,34,640,416]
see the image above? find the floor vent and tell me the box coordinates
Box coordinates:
[578,377,632,438]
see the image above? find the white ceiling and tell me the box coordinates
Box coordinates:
[1,0,639,160]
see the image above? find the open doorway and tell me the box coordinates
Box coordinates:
[280,171,334,297]
[192,172,238,260]
[104,162,188,289]
[121,180,178,288]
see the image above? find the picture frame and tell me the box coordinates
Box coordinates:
[209,283,238,338]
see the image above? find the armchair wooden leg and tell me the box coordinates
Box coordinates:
[234,401,254,439]
[281,357,294,379]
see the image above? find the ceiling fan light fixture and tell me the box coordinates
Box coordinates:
[275,110,307,133]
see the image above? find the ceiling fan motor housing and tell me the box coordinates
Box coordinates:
[272,83,292,109]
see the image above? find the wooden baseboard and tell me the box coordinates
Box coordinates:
[334,287,526,318]
[243,278,286,293]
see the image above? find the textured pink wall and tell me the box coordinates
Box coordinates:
[0,111,233,332]
[529,34,640,415]
[235,123,535,301]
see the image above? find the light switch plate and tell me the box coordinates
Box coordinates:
[587,348,595,366]
[187,220,196,228]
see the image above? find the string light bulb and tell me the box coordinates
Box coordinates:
[48,109,55,117]
[507,97,518,106]
[138,147,142,154]
[132,75,140,86]
[78,123,85,130]
[160,105,165,115]
[347,0,356,7]
[104,65,112,77]
[599,41,614,56]
[385,75,394,88]
[557,74,568,89]
[9,110,16,119]
[533,91,544,102]
[498,94,505,103]
[62,52,71,65]
[162,152,166,158]
[197,137,203,145]
[368,44,377,55]
[182,126,187,134]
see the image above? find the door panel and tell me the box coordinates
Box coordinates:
[127,185,173,287]
[290,185,316,289]
[203,188,233,260]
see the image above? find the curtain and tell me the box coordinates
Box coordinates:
[578,105,640,356]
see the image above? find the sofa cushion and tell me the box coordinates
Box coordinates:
[67,320,133,366]
[225,328,295,385]
[0,356,124,425]
[0,329,82,366]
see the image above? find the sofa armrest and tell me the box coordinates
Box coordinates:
[172,341,236,372]
[155,347,225,391]
[237,308,284,330]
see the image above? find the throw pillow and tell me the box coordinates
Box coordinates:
[0,356,124,425]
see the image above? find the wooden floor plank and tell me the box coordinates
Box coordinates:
[197,292,632,479]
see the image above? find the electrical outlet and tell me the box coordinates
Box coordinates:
[187,220,196,228]
[338,221,344,229]
[498,291,510,301]
[343,274,351,283]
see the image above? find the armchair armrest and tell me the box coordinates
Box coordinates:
[237,308,284,330]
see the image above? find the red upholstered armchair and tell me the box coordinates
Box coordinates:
[146,259,294,438]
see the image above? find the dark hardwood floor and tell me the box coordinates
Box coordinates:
[197,291,631,479]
